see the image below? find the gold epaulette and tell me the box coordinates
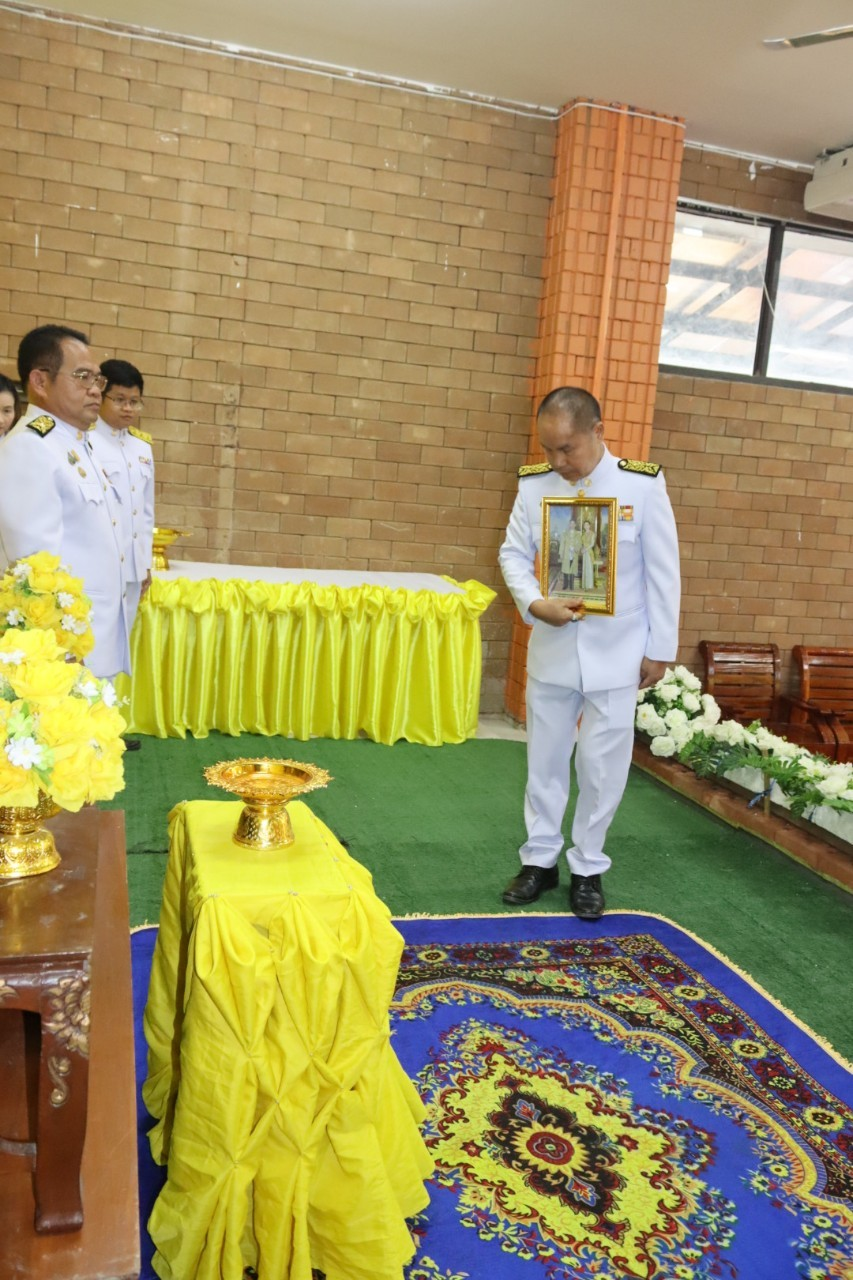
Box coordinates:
[618,458,661,477]
[518,462,552,478]
[129,426,153,445]
[27,415,56,437]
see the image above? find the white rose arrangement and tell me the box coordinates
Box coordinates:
[636,666,853,819]
[636,666,721,759]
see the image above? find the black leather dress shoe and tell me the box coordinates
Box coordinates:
[502,864,559,905]
[123,737,141,751]
[569,873,605,920]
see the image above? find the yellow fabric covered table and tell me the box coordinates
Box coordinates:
[143,799,432,1280]
[123,569,496,744]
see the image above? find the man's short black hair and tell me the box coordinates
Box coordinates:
[100,358,144,396]
[18,324,89,387]
[537,386,602,431]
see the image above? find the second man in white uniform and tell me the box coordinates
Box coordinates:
[93,359,155,648]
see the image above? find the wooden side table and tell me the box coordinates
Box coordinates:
[0,809,139,1279]
[0,812,98,1232]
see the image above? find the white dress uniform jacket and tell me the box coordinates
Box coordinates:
[0,414,131,679]
[499,445,681,690]
[499,445,681,876]
[92,419,154,640]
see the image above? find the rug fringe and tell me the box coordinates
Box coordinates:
[393,910,574,920]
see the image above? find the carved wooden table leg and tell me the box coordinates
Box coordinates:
[32,966,91,1234]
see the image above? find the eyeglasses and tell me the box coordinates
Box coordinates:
[105,395,143,411]
[39,368,107,391]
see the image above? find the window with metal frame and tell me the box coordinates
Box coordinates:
[660,206,853,390]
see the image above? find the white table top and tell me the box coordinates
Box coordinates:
[156,561,464,595]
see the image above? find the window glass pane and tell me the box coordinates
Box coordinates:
[660,211,771,375]
[766,229,853,386]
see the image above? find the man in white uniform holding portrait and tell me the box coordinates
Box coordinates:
[499,386,681,919]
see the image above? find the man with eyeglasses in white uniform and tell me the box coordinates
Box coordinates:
[0,325,130,681]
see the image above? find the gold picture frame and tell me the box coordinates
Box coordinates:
[540,496,618,615]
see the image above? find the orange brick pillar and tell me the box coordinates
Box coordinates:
[505,99,685,721]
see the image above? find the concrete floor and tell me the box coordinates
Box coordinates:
[476,714,526,742]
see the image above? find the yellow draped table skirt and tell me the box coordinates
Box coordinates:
[122,575,496,744]
[143,799,433,1280]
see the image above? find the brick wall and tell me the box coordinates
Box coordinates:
[0,4,554,712]
[654,146,853,696]
[654,373,853,693]
[680,142,851,229]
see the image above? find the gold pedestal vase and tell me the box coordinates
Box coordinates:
[151,527,191,572]
[204,758,332,851]
[0,792,62,880]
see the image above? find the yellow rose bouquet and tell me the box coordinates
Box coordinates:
[0,551,95,661]
[0,628,125,811]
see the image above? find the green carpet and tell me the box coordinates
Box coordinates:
[108,732,853,1060]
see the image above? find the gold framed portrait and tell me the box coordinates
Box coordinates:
[540,496,618,615]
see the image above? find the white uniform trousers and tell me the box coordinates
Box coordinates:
[521,675,638,876]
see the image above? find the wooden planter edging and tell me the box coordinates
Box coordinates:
[632,738,853,895]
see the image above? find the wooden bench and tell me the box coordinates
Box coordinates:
[699,640,838,756]
[793,645,853,763]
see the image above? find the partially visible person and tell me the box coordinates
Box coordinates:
[580,518,596,591]
[93,359,155,630]
[558,514,580,592]
[0,373,20,436]
[0,325,130,680]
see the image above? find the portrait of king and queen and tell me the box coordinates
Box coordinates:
[540,496,618,615]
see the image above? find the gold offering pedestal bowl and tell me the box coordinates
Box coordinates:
[152,527,191,572]
[0,792,62,880]
[204,758,332,850]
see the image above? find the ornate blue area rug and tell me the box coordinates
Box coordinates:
[131,914,853,1280]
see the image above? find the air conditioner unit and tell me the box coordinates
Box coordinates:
[804,147,853,221]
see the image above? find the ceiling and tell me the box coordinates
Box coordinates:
[19,0,853,166]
